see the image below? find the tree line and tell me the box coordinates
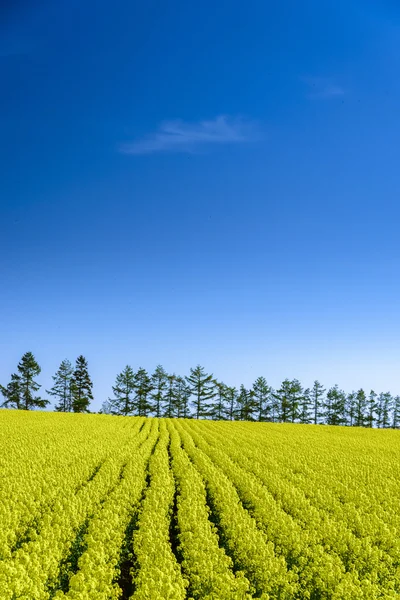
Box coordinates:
[1,351,400,428]
[0,353,92,413]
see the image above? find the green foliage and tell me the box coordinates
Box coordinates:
[150,365,168,418]
[5,352,400,428]
[209,380,230,420]
[298,387,312,424]
[376,392,392,428]
[47,359,74,412]
[236,385,258,421]
[366,390,377,428]
[252,376,273,421]
[273,379,303,423]
[310,380,326,425]
[185,365,216,419]
[133,367,154,417]
[109,365,136,416]
[325,385,346,425]
[225,386,239,421]
[354,388,368,427]
[392,395,400,429]
[0,373,22,409]
[71,355,93,413]
[173,375,191,419]
[1,352,48,410]
[164,373,177,418]
[345,391,356,426]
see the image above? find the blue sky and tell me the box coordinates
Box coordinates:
[2,0,400,410]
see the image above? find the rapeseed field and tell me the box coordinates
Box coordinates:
[1,410,399,599]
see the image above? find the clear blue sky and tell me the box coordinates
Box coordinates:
[2,0,400,410]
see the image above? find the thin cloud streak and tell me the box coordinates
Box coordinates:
[301,76,345,99]
[119,115,260,155]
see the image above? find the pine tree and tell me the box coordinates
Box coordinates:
[209,381,229,420]
[236,385,257,421]
[273,379,303,423]
[71,355,93,413]
[185,365,216,419]
[252,376,272,421]
[0,373,22,409]
[10,352,49,410]
[377,392,392,428]
[108,365,135,415]
[366,390,377,428]
[47,359,74,412]
[273,379,291,423]
[150,365,168,418]
[133,367,154,417]
[376,393,384,428]
[299,387,312,424]
[225,386,238,420]
[289,379,304,423]
[270,387,279,423]
[354,388,367,427]
[164,374,177,418]
[310,380,326,424]
[383,393,393,428]
[392,396,400,429]
[345,391,356,426]
[236,385,246,420]
[327,385,346,425]
[173,376,191,418]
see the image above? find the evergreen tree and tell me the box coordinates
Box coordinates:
[173,376,191,418]
[354,388,367,427]
[376,393,384,428]
[225,386,239,420]
[47,359,74,412]
[345,391,356,426]
[273,379,303,423]
[236,385,257,421]
[323,387,333,424]
[164,373,177,418]
[273,379,291,423]
[310,380,326,424]
[6,352,49,410]
[252,376,272,421]
[71,355,93,413]
[108,365,135,415]
[383,393,393,428]
[376,392,392,428]
[185,365,216,419]
[366,390,377,428]
[133,367,154,417]
[209,380,228,421]
[0,373,22,409]
[299,387,312,424]
[392,396,400,429]
[326,385,346,425]
[289,379,304,423]
[269,387,279,423]
[150,365,168,418]
[236,385,247,421]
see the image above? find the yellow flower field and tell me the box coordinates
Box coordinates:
[1,409,400,599]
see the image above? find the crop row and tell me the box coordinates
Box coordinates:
[2,410,400,599]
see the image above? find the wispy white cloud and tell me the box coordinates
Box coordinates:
[300,76,345,99]
[119,115,260,155]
